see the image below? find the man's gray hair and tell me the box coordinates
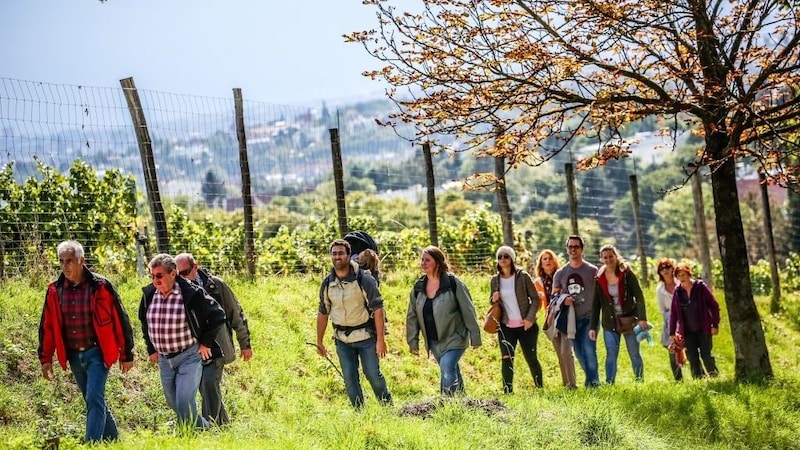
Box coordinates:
[148,254,177,272]
[57,240,84,259]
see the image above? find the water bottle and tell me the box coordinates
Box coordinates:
[634,323,654,345]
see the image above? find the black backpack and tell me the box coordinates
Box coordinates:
[344,230,378,256]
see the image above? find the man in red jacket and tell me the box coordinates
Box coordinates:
[38,240,135,443]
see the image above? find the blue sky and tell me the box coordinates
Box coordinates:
[0,1,388,106]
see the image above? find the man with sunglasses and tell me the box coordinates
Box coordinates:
[138,253,227,429]
[174,253,252,426]
[552,235,600,387]
[38,240,135,443]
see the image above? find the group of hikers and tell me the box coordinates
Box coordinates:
[316,233,722,412]
[37,234,721,443]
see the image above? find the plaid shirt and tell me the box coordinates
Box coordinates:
[145,285,196,354]
[61,279,96,350]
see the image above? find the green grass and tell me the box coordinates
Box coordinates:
[2,273,799,449]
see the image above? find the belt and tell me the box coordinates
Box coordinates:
[70,344,96,352]
[163,349,187,359]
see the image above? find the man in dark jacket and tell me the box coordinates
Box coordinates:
[175,253,252,426]
[139,253,227,429]
[38,240,135,443]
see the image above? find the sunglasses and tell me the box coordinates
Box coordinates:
[659,265,673,270]
[497,254,512,260]
[178,267,193,277]
[150,272,166,280]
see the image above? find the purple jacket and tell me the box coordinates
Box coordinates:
[669,279,720,336]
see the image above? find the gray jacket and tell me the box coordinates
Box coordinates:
[196,268,251,364]
[406,274,482,355]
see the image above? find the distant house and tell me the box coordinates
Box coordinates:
[737,178,787,204]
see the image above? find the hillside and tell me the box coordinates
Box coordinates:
[3,272,800,449]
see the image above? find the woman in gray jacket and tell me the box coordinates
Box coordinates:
[490,245,543,393]
[406,246,482,396]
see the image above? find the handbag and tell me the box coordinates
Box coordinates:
[483,302,502,334]
[615,315,637,335]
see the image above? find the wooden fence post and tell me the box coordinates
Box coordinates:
[629,174,649,284]
[422,142,439,247]
[495,155,514,246]
[565,163,579,235]
[120,77,170,255]
[234,88,256,277]
[329,128,348,237]
[691,170,713,287]
[759,172,781,312]
[0,235,4,280]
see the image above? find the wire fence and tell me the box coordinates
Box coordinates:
[1,76,795,278]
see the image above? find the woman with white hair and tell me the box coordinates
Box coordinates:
[489,245,543,393]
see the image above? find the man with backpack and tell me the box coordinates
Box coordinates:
[316,238,392,408]
[174,253,253,426]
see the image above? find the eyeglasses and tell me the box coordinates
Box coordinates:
[150,272,166,280]
[567,245,582,249]
[497,254,512,260]
[178,267,193,277]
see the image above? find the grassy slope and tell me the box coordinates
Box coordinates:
[2,272,799,449]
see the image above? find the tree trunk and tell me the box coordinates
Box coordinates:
[708,138,773,382]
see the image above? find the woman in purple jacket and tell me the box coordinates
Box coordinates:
[669,263,721,379]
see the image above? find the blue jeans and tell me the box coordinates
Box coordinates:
[158,343,206,428]
[573,318,599,387]
[603,329,644,383]
[429,341,466,396]
[335,337,392,408]
[67,346,118,443]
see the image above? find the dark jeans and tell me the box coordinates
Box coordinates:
[684,331,719,378]
[335,337,392,408]
[200,358,229,425]
[498,323,543,392]
[67,346,118,443]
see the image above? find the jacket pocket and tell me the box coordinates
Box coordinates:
[94,302,113,327]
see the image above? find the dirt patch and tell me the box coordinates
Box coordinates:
[398,397,508,419]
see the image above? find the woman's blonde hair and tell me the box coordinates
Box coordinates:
[534,249,562,279]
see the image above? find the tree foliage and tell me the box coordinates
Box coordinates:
[347,0,800,381]
[348,0,799,174]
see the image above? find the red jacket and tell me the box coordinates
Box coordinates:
[38,269,135,370]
